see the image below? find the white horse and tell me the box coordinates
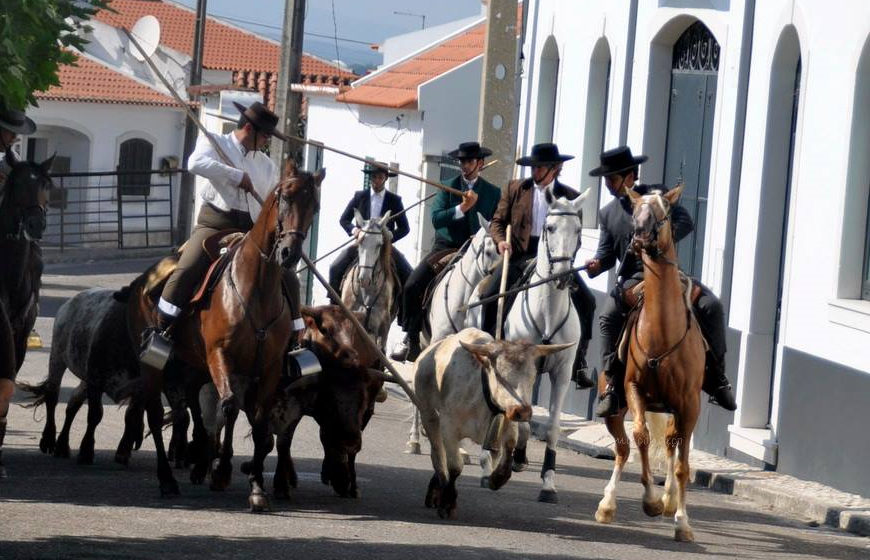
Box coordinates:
[406,214,500,455]
[469,186,590,503]
[340,209,397,351]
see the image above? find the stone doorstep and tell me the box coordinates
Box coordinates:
[387,361,870,538]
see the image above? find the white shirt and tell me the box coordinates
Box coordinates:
[188,131,278,222]
[370,188,386,218]
[453,177,477,219]
[531,179,554,236]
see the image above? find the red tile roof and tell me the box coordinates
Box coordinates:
[336,4,522,109]
[95,0,357,83]
[35,53,182,108]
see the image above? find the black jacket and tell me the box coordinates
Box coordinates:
[592,183,694,280]
[339,188,410,242]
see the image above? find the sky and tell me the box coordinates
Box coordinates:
[171,0,484,71]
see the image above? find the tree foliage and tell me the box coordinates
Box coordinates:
[0,0,112,110]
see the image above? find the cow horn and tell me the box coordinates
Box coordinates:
[367,368,394,383]
[287,373,320,392]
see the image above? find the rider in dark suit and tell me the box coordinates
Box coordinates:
[390,142,501,362]
[585,146,737,417]
[481,143,597,388]
[328,162,412,306]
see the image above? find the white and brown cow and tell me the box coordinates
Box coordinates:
[414,327,572,519]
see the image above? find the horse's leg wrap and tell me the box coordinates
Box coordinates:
[541,446,556,478]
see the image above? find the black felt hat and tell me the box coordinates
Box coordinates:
[448,141,493,160]
[362,161,398,177]
[588,146,648,177]
[232,101,288,141]
[516,143,574,166]
[0,104,36,135]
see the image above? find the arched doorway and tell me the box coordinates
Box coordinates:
[662,21,720,278]
[534,36,560,145]
[580,37,612,227]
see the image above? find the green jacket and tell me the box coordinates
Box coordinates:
[431,174,501,248]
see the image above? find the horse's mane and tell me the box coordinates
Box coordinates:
[378,227,393,281]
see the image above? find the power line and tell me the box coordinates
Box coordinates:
[212,12,374,45]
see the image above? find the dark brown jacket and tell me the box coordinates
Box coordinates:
[491,178,580,255]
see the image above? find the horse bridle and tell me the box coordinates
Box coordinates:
[1,171,49,242]
[253,184,311,261]
[631,196,677,264]
[540,209,582,280]
[458,232,490,287]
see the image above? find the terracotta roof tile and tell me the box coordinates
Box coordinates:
[336,3,522,109]
[96,0,356,82]
[35,54,181,107]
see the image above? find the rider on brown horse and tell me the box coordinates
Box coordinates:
[585,146,737,417]
[150,102,303,347]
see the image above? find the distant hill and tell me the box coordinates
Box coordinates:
[303,37,381,76]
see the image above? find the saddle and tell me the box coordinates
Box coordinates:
[189,230,245,306]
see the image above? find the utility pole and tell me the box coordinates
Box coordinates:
[272,0,307,169]
[176,0,207,244]
[477,0,519,189]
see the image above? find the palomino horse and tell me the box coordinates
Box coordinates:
[594,185,705,543]
[0,150,53,478]
[469,186,589,503]
[339,209,398,351]
[406,214,499,455]
[130,167,322,508]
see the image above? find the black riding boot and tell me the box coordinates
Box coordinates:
[571,339,594,389]
[703,354,737,411]
[390,332,421,363]
[595,365,625,418]
[0,417,7,478]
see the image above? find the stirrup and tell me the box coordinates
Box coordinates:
[140,328,173,370]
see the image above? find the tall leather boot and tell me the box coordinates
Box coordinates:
[595,363,625,418]
[0,417,8,478]
[571,339,595,389]
[703,353,737,411]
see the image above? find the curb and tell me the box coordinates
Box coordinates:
[529,417,870,538]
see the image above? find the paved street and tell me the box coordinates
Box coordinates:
[1,258,868,560]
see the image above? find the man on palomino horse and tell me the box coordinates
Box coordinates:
[328,162,412,304]
[150,101,304,346]
[479,143,596,388]
[0,103,38,478]
[390,141,501,362]
[585,146,737,417]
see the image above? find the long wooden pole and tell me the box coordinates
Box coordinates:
[300,253,423,410]
[495,225,511,340]
[123,27,265,207]
[460,264,590,313]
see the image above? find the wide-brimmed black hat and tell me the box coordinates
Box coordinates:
[516,143,574,166]
[448,141,493,160]
[362,162,397,177]
[588,146,648,177]
[232,101,288,141]
[0,104,36,135]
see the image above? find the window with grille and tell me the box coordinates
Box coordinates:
[118,138,153,196]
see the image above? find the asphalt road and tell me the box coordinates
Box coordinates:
[1,258,868,560]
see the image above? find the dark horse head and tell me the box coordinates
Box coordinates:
[270,163,324,269]
[1,149,53,242]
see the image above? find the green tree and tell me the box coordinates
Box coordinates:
[0,0,112,110]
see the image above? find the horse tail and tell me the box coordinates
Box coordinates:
[645,411,673,475]
[15,379,53,409]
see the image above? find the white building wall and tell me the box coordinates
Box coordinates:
[418,57,484,157]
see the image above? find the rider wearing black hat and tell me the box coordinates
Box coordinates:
[585,145,737,417]
[0,104,36,186]
[481,143,597,388]
[390,141,501,362]
[328,161,412,303]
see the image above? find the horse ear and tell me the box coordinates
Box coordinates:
[533,342,576,358]
[378,210,392,228]
[40,153,56,176]
[353,208,364,228]
[477,213,491,232]
[544,184,555,205]
[571,188,591,214]
[314,168,326,186]
[664,183,684,205]
[623,187,641,205]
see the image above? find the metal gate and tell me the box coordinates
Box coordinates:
[662,21,720,278]
[45,169,177,251]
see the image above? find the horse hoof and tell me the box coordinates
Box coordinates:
[249,492,271,513]
[349,488,361,499]
[190,469,206,485]
[376,388,388,403]
[405,442,422,455]
[480,476,490,488]
[538,489,558,504]
[595,507,615,524]
[511,461,528,473]
[160,480,181,497]
[274,488,291,500]
[114,453,130,467]
[643,500,664,517]
[53,445,70,459]
[437,506,455,520]
[675,527,695,543]
[39,437,55,454]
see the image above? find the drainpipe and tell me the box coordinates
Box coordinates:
[618,0,639,145]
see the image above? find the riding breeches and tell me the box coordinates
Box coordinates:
[599,274,726,375]
[162,204,253,310]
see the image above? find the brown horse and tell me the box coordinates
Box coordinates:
[129,166,322,508]
[594,184,706,542]
[0,150,53,478]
